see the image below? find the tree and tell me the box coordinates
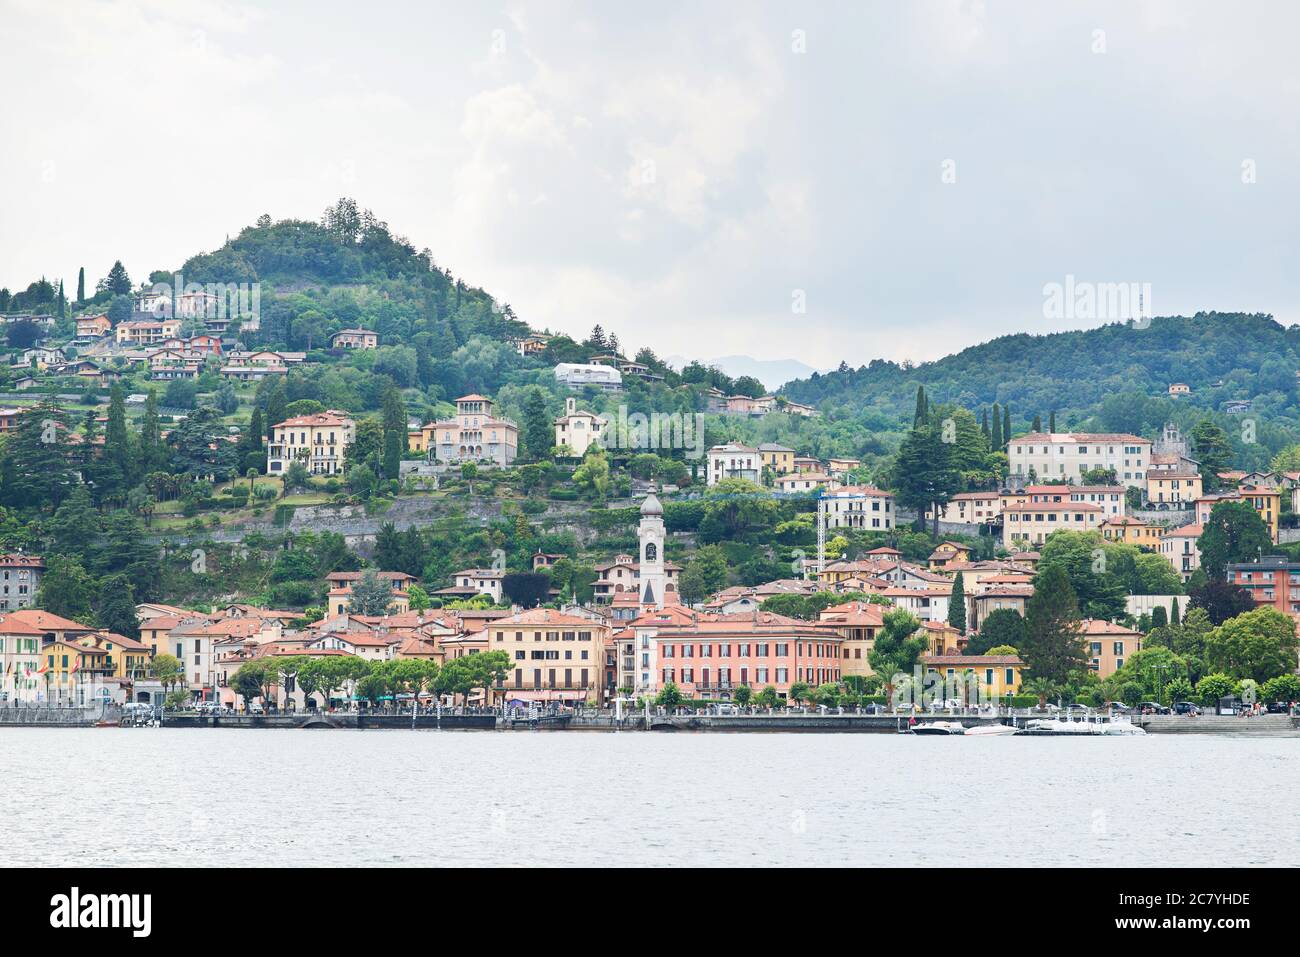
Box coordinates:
[967,608,1027,656]
[521,386,552,461]
[381,385,406,480]
[677,545,729,605]
[1188,578,1256,625]
[96,574,140,639]
[867,609,928,704]
[231,661,268,710]
[912,385,928,429]
[1262,673,1300,705]
[151,653,183,693]
[36,555,95,620]
[349,570,395,616]
[100,260,132,297]
[655,682,683,708]
[501,572,550,608]
[948,571,966,632]
[732,685,752,706]
[1190,419,1233,490]
[76,266,85,304]
[1021,564,1086,684]
[1204,607,1299,682]
[1197,500,1271,578]
[892,423,961,537]
[1194,672,1236,708]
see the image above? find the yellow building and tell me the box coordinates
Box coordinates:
[758,444,795,476]
[266,410,356,477]
[488,608,610,704]
[1146,471,1202,505]
[1080,619,1142,679]
[816,601,884,677]
[75,631,153,681]
[1195,487,1282,543]
[927,541,972,571]
[922,654,1024,699]
[1099,516,1163,549]
[41,638,113,704]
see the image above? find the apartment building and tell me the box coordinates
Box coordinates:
[1081,619,1143,679]
[1224,556,1300,614]
[653,612,844,700]
[816,601,884,679]
[488,609,611,705]
[758,443,795,475]
[929,491,1002,525]
[267,410,356,476]
[1001,501,1103,547]
[1195,487,1282,543]
[1099,516,1163,549]
[0,554,44,610]
[1146,471,1203,505]
[706,443,760,485]
[822,485,895,530]
[115,318,182,345]
[1156,521,1202,583]
[1008,432,1152,487]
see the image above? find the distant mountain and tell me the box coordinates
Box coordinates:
[665,354,827,392]
[780,312,1300,442]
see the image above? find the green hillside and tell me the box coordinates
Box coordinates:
[780,313,1300,468]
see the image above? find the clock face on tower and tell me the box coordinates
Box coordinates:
[645,542,657,562]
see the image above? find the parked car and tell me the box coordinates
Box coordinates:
[1137,701,1170,715]
[1173,701,1200,715]
[1107,702,1131,713]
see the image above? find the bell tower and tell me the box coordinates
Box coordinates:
[638,487,666,609]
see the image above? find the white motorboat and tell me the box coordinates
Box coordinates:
[1103,718,1147,735]
[910,720,966,735]
[964,722,1019,736]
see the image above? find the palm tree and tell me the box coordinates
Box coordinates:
[246,467,258,496]
[1025,677,1057,711]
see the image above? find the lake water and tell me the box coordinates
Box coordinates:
[5,729,1295,867]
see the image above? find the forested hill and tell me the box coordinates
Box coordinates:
[782,312,1300,435]
[177,199,527,350]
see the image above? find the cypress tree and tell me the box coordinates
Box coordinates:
[103,383,133,492]
[1048,410,1056,432]
[1151,605,1168,629]
[980,409,990,440]
[948,571,967,633]
[381,385,406,480]
[1002,407,1011,445]
[1032,414,1043,432]
[991,402,1002,448]
[76,267,85,304]
[913,385,928,429]
[1169,599,1180,625]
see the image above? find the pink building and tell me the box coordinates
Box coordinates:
[653,612,843,700]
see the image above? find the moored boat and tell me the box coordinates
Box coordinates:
[910,720,966,735]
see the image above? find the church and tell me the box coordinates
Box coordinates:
[591,490,680,609]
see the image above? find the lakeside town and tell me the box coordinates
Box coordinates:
[1,213,1299,731]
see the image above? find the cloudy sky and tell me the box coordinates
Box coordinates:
[2,0,1298,369]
